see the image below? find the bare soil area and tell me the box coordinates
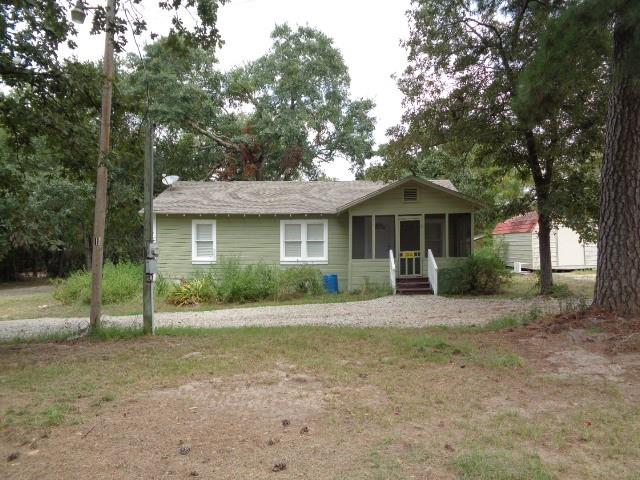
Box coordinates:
[1,312,639,479]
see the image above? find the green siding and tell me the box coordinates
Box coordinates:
[351,260,389,290]
[347,180,479,290]
[348,179,474,216]
[156,214,349,291]
[157,180,480,293]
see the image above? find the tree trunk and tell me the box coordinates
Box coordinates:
[537,209,554,294]
[594,12,640,317]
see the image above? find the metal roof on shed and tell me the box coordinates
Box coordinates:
[493,212,539,234]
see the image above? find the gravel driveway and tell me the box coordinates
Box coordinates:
[0,295,560,340]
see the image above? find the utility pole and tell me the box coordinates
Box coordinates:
[89,0,116,332]
[143,122,157,334]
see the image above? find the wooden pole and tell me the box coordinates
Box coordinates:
[89,0,117,332]
[143,122,155,334]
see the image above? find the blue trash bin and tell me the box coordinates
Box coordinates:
[323,274,339,294]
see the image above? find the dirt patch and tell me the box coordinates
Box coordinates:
[0,370,392,479]
[533,306,640,351]
[2,324,639,479]
[500,307,640,401]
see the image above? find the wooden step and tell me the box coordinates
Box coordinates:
[396,287,433,295]
[396,277,433,295]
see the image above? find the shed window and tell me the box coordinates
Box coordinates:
[192,220,216,264]
[352,216,372,259]
[280,220,328,263]
[449,213,472,257]
[425,214,445,257]
[374,215,395,258]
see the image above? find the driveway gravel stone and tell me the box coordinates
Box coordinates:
[0,295,561,340]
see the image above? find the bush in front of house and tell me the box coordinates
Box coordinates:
[216,260,279,303]
[275,266,325,299]
[166,274,217,306]
[53,262,142,305]
[166,260,326,305]
[440,246,511,295]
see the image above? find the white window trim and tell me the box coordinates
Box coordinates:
[192,220,216,264]
[280,219,329,264]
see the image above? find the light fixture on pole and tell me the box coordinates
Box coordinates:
[70,0,88,24]
[70,0,117,333]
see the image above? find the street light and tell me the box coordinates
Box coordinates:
[70,0,116,333]
[70,1,87,24]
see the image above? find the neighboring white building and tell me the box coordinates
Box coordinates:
[493,212,597,270]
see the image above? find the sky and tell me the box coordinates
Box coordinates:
[63,0,413,180]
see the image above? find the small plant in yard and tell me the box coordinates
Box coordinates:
[166,274,217,306]
[53,262,141,305]
[454,449,554,480]
[154,274,171,299]
[406,335,471,363]
[484,308,542,331]
[443,246,512,295]
[39,403,74,427]
[88,325,146,341]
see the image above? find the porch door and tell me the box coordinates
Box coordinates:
[399,217,421,277]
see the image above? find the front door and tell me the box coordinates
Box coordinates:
[399,218,421,277]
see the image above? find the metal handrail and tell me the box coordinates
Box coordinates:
[427,249,438,295]
[389,249,396,294]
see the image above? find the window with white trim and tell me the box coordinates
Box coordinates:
[192,220,216,264]
[280,219,328,263]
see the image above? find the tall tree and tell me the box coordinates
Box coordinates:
[596,1,640,315]
[522,0,640,315]
[392,0,607,293]
[1,0,226,91]
[129,25,376,181]
[0,59,146,279]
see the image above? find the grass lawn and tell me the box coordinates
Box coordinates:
[0,321,638,479]
[490,271,596,299]
[0,280,387,321]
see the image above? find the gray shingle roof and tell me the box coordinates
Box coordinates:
[153,179,459,215]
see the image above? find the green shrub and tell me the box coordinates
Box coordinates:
[155,274,171,299]
[53,262,141,305]
[216,260,277,303]
[444,247,511,295]
[166,274,217,306]
[276,266,324,299]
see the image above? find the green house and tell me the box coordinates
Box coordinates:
[153,176,484,294]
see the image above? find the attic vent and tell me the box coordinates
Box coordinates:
[403,188,418,202]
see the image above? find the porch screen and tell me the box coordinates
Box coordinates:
[449,213,472,257]
[352,216,372,259]
[374,215,395,258]
[425,214,445,257]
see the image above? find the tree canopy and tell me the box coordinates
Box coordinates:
[0,22,376,278]
[128,25,376,181]
[0,0,226,92]
[382,0,608,292]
